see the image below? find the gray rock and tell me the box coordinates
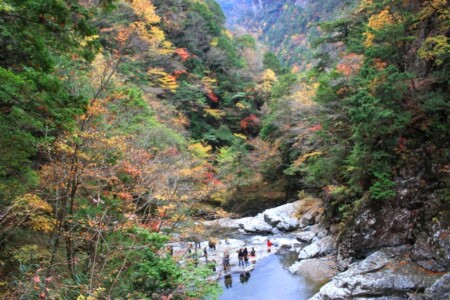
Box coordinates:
[299,209,321,227]
[263,200,300,232]
[298,236,335,260]
[203,217,244,229]
[275,218,299,231]
[240,214,273,233]
[289,256,337,283]
[310,247,442,300]
[424,273,450,300]
[296,231,316,243]
[412,229,450,272]
[338,208,416,260]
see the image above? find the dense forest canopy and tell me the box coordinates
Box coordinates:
[0,0,449,298]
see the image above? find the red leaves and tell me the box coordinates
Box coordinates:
[240,114,260,130]
[308,124,322,132]
[207,92,219,103]
[203,171,221,186]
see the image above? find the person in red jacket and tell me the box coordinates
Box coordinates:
[267,239,273,252]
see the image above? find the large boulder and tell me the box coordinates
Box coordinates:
[310,247,443,300]
[289,256,337,283]
[296,231,316,243]
[297,198,323,228]
[203,217,244,229]
[240,214,273,234]
[298,236,335,260]
[263,200,300,232]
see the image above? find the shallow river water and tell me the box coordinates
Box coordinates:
[219,252,319,300]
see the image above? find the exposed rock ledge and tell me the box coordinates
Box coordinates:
[310,246,448,300]
[204,198,323,234]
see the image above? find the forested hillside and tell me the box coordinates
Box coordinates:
[218,0,355,67]
[0,0,276,298]
[220,0,450,271]
[1,0,449,299]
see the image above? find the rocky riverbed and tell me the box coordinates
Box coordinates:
[196,198,450,300]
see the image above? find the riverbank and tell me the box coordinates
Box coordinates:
[195,198,450,300]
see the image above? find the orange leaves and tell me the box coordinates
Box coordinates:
[336,53,363,76]
[116,27,132,47]
[373,58,388,70]
[174,48,191,62]
[292,151,322,167]
[117,192,133,201]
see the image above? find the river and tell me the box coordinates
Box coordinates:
[219,251,319,300]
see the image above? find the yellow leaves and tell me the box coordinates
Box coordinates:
[204,108,225,120]
[188,143,212,159]
[148,68,178,92]
[223,30,233,40]
[147,67,167,77]
[13,194,56,232]
[179,165,204,177]
[201,76,217,87]
[127,0,160,25]
[158,75,178,92]
[364,8,397,47]
[13,244,50,264]
[419,0,449,25]
[292,151,322,167]
[233,133,247,140]
[261,69,277,83]
[147,26,166,45]
[418,35,450,66]
[255,69,278,98]
[30,215,56,233]
[80,35,99,47]
[210,37,219,47]
[235,102,248,110]
[15,194,52,213]
[77,295,96,300]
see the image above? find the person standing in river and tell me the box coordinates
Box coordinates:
[243,247,249,266]
[238,248,244,267]
[250,247,256,257]
[267,239,273,252]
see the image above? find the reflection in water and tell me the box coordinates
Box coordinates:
[220,254,317,300]
[239,272,250,284]
[224,275,232,288]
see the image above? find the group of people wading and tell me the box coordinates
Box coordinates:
[178,237,275,276]
[237,247,256,267]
